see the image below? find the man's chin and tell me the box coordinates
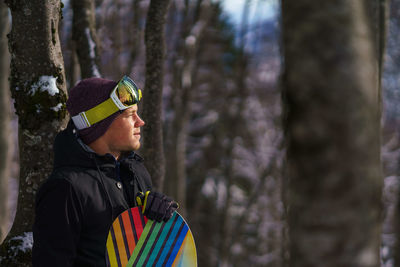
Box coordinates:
[132,142,141,151]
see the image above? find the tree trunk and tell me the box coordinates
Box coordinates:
[366,0,389,90]
[0,0,68,265]
[125,0,143,75]
[218,1,250,264]
[67,41,81,91]
[391,1,400,265]
[141,0,171,190]
[366,0,389,124]
[281,1,383,266]
[71,0,101,78]
[218,140,236,267]
[0,1,12,245]
[165,0,212,215]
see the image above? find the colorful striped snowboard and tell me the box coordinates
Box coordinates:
[106,207,197,267]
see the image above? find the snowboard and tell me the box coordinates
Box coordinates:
[106,206,197,267]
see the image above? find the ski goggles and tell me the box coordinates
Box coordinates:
[72,75,142,130]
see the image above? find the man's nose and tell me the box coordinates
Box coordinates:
[136,116,145,127]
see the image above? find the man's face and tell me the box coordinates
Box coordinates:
[103,105,145,154]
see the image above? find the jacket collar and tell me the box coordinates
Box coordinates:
[53,120,142,170]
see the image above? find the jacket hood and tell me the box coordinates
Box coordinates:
[53,120,101,170]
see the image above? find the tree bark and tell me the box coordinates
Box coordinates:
[0,0,68,265]
[141,0,171,190]
[0,1,12,245]
[281,1,383,266]
[71,0,101,78]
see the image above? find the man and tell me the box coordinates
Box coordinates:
[32,76,178,266]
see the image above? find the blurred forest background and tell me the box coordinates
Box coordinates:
[1,0,400,266]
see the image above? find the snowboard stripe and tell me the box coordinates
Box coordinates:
[110,225,122,267]
[106,231,118,267]
[139,208,146,226]
[137,220,164,266]
[171,232,188,267]
[132,207,145,238]
[146,214,176,266]
[128,208,139,243]
[121,210,136,255]
[126,219,154,266]
[165,224,188,266]
[113,217,128,266]
[155,216,183,266]
[118,215,131,262]
[131,221,157,266]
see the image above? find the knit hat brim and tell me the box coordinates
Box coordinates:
[66,77,120,144]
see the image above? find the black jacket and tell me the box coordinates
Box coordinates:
[32,121,152,267]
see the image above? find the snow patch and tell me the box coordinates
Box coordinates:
[51,103,63,112]
[35,104,42,113]
[191,21,206,37]
[30,76,59,96]
[382,246,389,258]
[202,177,215,197]
[85,28,96,59]
[85,28,101,77]
[230,185,246,202]
[92,65,101,78]
[10,232,33,254]
[185,35,196,46]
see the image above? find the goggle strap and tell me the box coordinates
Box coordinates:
[71,98,119,130]
[71,113,90,130]
[85,98,119,125]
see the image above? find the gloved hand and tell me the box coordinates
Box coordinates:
[136,191,179,222]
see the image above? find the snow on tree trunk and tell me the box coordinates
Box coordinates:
[71,0,101,79]
[281,1,383,266]
[0,0,68,265]
[0,2,12,245]
[141,0,171,190]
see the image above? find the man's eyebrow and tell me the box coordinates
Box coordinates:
[125,109,137,115]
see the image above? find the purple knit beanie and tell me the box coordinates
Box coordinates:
[66,77,120,144]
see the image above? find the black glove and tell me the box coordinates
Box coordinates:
[136,191,179,222]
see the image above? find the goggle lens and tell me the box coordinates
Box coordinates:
[116,76,141,107]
